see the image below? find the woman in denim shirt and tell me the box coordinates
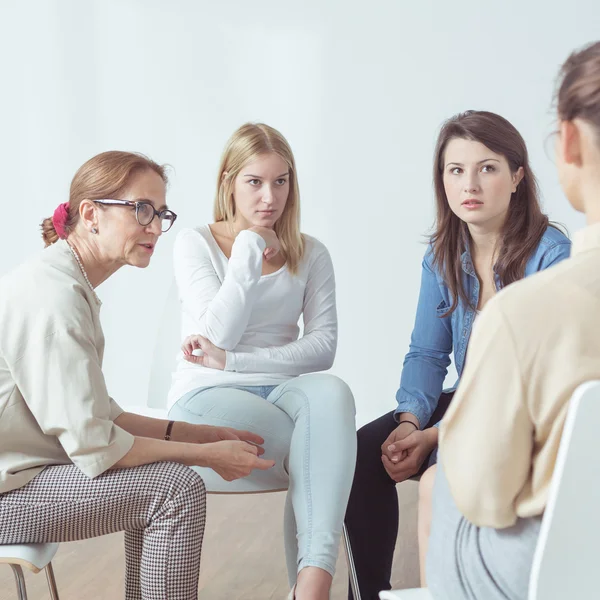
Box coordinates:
[344,110,571,600]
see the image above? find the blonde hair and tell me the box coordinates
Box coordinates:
[41,151,168,247]
[214,123,305,274]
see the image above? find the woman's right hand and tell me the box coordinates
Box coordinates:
[248,226,281,261]
[202,440,275,481]
[381,424,437,483]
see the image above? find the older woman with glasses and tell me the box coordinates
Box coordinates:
[0,151,274,600]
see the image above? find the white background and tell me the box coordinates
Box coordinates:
[1,0,598,426]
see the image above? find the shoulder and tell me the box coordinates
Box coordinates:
[422,243,436,268]
[538,224,571,249]
[527,225,572,272]
[295,235,335,282]
[489,255,576,339]
[175,225,212,244]
[536,225,571,255]
[1,244,83,303]
[302,233,328,255]
[173,225,213,255]
[421,244,447,286]
[0,250,95,354]
[301,234,333,266]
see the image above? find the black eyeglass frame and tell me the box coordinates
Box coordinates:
[93,199,177,232]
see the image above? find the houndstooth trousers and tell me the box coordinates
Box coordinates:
[0,461,206,600]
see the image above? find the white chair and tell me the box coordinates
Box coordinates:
[148,280,362,599]
[379,380,600,600]
[0,542,60,599]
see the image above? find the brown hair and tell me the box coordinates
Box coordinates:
[41,151,168,247]
[214,123,305,274]
[556,41,600,140]
[430,110,551,315]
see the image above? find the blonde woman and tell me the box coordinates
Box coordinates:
[168,123,357,600]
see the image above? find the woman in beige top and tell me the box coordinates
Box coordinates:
[422,41,600,599]
[0,151,274,600]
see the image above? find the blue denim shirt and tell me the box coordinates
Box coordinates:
[395,225,571,428]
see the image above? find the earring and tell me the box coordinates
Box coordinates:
[91,227,98,234]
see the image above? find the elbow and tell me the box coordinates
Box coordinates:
[210,336,238,352]
[199,314,242,351]
[320,336,336,370]
[443,462,518,529]
[302,336,336,373]
[403,349,451,372]
[453,494,517,529]
[304,350,334,374]
[202,326,240,352]
[320,351,335,371]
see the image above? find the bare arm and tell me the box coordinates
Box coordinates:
[115,412,221,444]
[111,436,274,482]
[114,412,265,446]
[114,412,175,439]
[112,436,212,468]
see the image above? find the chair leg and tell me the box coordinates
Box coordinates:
[343,523,362,600]
[45,562,60,600]
[10,564,29,600]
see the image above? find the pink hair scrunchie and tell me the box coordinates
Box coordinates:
[52,202,70,239]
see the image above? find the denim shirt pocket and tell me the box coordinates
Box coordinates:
[436,300,450,316]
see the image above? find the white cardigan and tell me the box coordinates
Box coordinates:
[168,226,337,406]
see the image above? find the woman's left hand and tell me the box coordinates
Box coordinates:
[382,428,438,483]
[182,335,226,370]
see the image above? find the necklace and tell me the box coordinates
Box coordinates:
[67,242,101,305]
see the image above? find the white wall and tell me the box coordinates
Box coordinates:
[1,0,598,426]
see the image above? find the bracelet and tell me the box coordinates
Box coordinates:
[398,420,419,431]
[164,420,175,441]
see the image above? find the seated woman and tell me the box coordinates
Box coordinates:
[425,40,600,600]
[167,123,357,600]
[0,151,272,600]
[344,110,571,599]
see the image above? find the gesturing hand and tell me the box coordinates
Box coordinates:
[204,440,275,482]
[182,335,226,370]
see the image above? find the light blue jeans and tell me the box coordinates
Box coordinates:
[168,373,357,582]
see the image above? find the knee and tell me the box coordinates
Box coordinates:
[418,465,437,509]
[356,417,387,458]
[145,462,206,508]
[167,464,206,520]
[301,373,356,415]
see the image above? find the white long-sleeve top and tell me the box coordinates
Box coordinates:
[167,225,337,407]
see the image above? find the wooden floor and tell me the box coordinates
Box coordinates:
[0,483,419,600]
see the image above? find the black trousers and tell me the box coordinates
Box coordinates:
[344,392,454,600]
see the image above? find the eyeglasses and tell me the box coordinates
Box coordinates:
[93,199,177,233]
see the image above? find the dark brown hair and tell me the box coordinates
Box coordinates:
[430,110,551,315]
[556,41,600,140]
[41,151,168,247]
